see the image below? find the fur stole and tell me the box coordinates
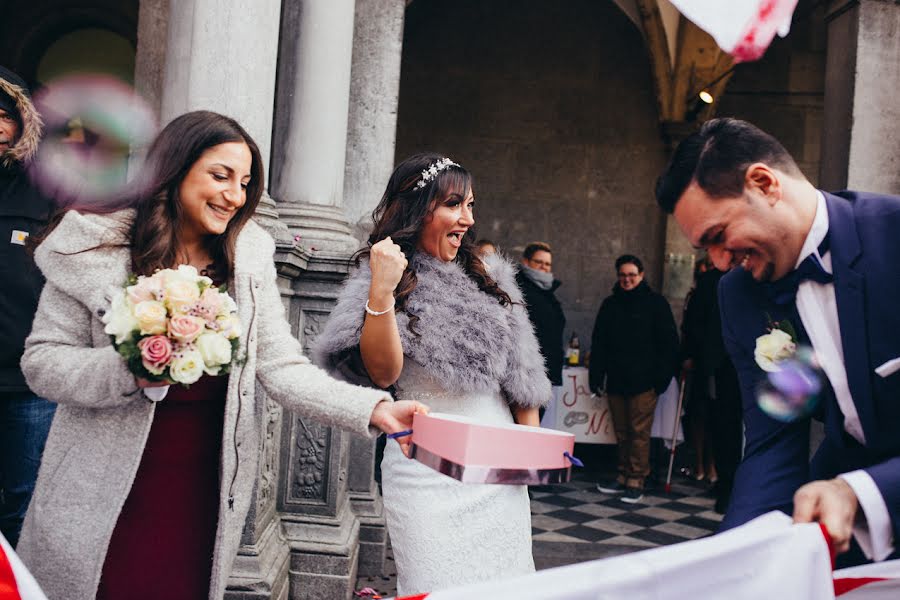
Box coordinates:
[313,253,551,408]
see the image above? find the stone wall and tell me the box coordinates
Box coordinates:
[395,0,670,352]
[715,2,827,187]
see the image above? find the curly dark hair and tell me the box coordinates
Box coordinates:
[356,152,512,334]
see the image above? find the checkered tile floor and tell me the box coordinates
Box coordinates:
[529,475,722,548]
[355,471,722,598]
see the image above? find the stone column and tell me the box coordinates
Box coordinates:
[342,0,406,577]
[271,0,360,255]
[273,251,364,600]
[659,122,699,324]
[822,0,900,194]
[136,2,292,598]
[343,0,406,243]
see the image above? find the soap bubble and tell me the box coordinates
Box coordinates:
[29,74,157,207]
[756,345,824,422]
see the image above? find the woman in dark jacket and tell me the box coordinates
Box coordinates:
[516,242,565,386]
[589,254,679,502]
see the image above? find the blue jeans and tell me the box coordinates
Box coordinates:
[0,391,56,548]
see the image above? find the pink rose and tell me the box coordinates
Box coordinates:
[127,277,161,305]
[193,287,222,322]
[138,335,173,375]
[168,315,206,344]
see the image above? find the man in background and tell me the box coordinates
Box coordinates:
[0,65,55,547]
[590,254,679,504]
[517,242,565,388]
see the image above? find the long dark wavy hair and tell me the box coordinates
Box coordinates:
[128,111,264,279]
[37,111,264,281]
[356,152,512,334]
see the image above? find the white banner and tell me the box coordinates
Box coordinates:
[396,512,834,599]
[669,0,799,62]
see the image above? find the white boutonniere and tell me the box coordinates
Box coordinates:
[754,317,798,372]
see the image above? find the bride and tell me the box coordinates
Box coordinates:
[315,153,551,595]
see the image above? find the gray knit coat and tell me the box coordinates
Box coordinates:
[17,209,390,600]
[313,252,551,408]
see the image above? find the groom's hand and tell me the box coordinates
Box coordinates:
[793,478,859,554]
[370,400,429,457]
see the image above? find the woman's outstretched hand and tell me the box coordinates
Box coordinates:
[369,236,407,302]
[370,400,429,457]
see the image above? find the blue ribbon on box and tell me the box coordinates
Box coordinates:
[387,429,413,439]
[564,451,584,467]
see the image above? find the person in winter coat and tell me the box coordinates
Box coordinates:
[0,65,56,548]
[590,254,679,503]
[516,241,566,387]
[681,263,743,513]
[16,111,424,600]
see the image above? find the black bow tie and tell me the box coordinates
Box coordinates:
[765,234,833,306]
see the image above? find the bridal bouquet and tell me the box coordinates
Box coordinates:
[102,265,241,399]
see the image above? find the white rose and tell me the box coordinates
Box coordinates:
[165,279,201,314]
[103,290,139,344]
[168,348,206,384]
[215,314,242,339]
[133,300,168,335]
[754,329,796,372]
[196,332,233,372]
[218,293,238,318]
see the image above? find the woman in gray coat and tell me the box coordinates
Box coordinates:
[17,111,423,600]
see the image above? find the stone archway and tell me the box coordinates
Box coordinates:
[0,0,138,87]
[396,0,672,347]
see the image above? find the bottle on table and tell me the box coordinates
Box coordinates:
[565,332,580,366]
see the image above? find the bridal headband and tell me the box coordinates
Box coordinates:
[415,157,461,190]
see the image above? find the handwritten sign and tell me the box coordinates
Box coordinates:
[543,367,615,444]
[542,368,684,446]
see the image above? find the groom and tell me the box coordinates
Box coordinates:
[655,118,900,566]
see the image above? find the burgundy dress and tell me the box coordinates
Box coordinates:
[96,374,228,599]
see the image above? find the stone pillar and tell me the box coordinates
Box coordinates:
[271,0,360,255]
[342,0,406,577]
[822,0,900,194]
[659,122,699,324]
[274,250,364,600]
[343,0,406,243]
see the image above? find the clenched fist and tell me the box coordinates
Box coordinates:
[369,236,408,301]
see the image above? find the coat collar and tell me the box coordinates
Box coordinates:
[35,209,272,307]
[823,191,875,444]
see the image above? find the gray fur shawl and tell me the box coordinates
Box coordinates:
[313,253,551,408]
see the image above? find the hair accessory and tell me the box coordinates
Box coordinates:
[415,157,460,190]
[365,299,395,317]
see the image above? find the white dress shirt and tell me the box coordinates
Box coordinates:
[794,191,894,561]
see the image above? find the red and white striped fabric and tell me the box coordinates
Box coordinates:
[835,559,900,598]
[668,0,800,62]
[0,533,48,600]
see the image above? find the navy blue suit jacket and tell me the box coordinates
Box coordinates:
[718,191,900,549]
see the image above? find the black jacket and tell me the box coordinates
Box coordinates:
[516,270,566,385]
[589,281,679,396]
[681,268,730,378]
[0,69,51,391]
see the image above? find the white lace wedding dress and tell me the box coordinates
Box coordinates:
[381,360,536,596]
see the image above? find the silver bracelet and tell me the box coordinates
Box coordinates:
[365,299,395,316]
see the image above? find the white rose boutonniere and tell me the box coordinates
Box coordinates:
[754,318,798,372]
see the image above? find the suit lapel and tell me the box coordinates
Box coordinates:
[825,192,876,445]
